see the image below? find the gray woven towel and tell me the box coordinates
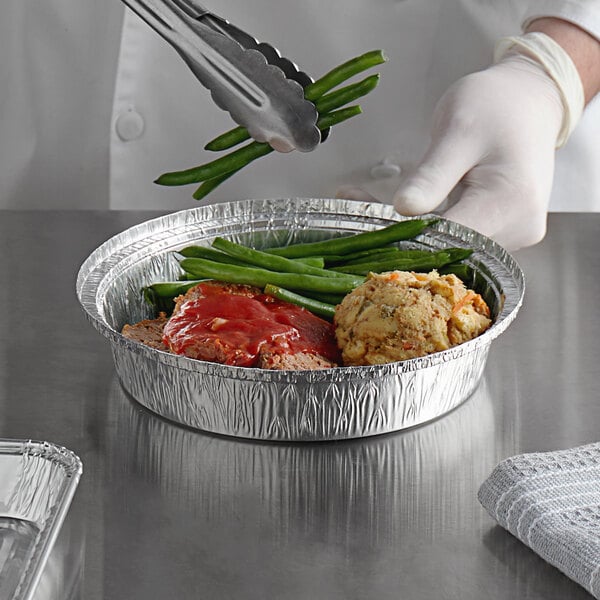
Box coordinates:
[478,442,600,598]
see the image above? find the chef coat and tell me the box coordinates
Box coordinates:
[1,0,600,211]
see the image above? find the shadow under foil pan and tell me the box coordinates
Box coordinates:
[76,198,524,441]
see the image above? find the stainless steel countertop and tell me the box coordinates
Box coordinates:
[1,210,598,600]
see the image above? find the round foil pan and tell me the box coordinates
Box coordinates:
[76,198,525,441]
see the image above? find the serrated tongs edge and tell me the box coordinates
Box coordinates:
[121,0,321,152]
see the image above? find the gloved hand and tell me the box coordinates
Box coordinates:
[388,33,584,251]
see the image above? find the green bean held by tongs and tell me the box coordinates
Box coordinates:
[205,73,380,152]
[155,106,361,191]
[154,50,387,199]
[169,106,363,200]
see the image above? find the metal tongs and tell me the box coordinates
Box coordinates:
[120,0,322,152]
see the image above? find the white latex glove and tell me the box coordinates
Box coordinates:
[391,33,584,251]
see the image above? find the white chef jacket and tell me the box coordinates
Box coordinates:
[1,0,600,211]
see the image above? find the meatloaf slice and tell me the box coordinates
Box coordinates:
[121,312,170,351]
[257,350,337,370]
[122,281,339,370]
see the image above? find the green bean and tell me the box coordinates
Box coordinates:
[331,258,444,275]
[157,49,385,196]
[300,290,347,305]
[316,105,362,129]
[143,280,205,298]
[334,248,434,267]
[440,248,474,262]
[180,244,325,268]
[439,263,475,286]
[142,280,205,313]
[179,257,364,294]
[205,74,380,152]
[315,74,379,115]
[204,128,249,153]
[157,106,362,188]
[322,246,398,265]
[303,49,387,101]
[330,249,468,275]
[331,248,465,268]
[178,245,252,265]
[192,167,242,200]
[263,284,336,320]
[204,50,386,152]
[156,141,272,187]
[182,272,201,281]
[265,219,438,258]
[211,236,356,280]
[296,256,325,268]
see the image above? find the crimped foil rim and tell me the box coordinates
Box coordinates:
[1,439,83,479]
[0,438,82,600]
[76,198,525,382]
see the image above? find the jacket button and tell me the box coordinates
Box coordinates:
[370,159,402,179]
[115,108,145,141]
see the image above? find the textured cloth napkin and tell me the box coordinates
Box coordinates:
[478,442,600,598]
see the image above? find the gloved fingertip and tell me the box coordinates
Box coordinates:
[393,185,431,215]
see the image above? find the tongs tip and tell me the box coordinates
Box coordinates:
[124,0,324,152]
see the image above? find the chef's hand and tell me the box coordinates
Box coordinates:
[396,18,600,250]
[393,45,569,251]
[342,19,600,252]
[394,19,597,250]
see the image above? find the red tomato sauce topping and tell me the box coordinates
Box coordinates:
[162,282,340,367]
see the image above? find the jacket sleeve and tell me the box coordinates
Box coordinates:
[523,1,600,40]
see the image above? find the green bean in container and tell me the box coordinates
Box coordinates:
[179,258,364,294]
[330,249,472,276]
[142,279,206,312]
[263,285,337,320]
[265,219,438,258]
[211,237,354,279]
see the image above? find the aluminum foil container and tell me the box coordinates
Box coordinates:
[0,439,82,600]
[76,198,525,441]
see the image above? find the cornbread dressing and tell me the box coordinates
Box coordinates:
[334,270,491,366]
